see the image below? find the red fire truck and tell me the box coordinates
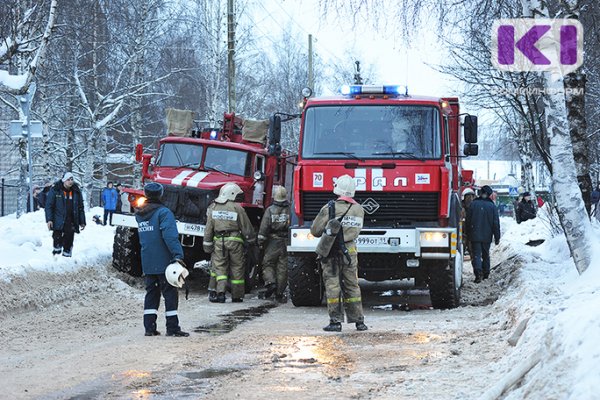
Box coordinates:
[281,85,478,309]
[112,111,288,287]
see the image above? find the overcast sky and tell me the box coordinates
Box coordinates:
[251,0,456,98]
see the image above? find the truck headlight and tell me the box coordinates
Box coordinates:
[292,232,315,241]
[419,231,448,247]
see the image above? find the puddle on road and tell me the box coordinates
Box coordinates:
[194,303,278,335]
[183,367,240,380]
[269,336,355,380]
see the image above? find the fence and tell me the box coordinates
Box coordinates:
[1,178,20,216]
[1,178,104,217]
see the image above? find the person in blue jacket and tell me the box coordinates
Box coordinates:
[101,182,118,226]
[135,182,189,337]
[45,172,86,257]
[466,185,501,283]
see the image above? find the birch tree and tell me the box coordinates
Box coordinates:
[0,0,58,217]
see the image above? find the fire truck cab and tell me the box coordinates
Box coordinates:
[284,84,478,309]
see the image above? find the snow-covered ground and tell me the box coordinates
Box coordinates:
[0,206,599,398]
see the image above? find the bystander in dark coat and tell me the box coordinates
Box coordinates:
[516,192,537,223]
[466,185,501,283]
[45,172,86,257]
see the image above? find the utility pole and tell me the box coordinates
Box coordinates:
[227,0,236,113]
[308,34,314,90]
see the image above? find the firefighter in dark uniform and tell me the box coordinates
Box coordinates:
[203,183,255,303]
[258,185,290,302]
[311,174,368,332]
[136,182,189,337]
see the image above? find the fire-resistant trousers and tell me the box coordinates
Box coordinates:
[261,237,288,296]
[212,237,246,299]
[321,249,364,324]
[143,274,180,334]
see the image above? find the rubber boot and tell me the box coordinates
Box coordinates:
[144,330,161,336]
[264,283,276,299]
[208,290,218,302]
[355,322,368,331]
[216,292,226,303]
[323,321,342,332]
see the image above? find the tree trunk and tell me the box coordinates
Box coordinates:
[517,126,536,197]
[564,72,592,215]
[543,70,592,274]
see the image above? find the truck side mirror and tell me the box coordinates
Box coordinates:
[463,143,479,156]
[135,143,143,162]
[268,114,281,156]
[463,115,478,143]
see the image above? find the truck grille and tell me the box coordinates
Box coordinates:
[161,186,220,224]
[302,192,439,225]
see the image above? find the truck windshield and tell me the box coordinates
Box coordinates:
[302,105,442,160]
[157,143,204,168]
[204,147,249,177]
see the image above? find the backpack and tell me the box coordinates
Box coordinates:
[315,200,352,263]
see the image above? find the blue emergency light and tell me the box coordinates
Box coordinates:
[340,85,405,96]
[209,130,218,140]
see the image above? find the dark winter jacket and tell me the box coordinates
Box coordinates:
[37,186,51,208]
[135,201,184,275]
[592,189,600,205]
[517,200,536,223]
[101,187,119,211]
[466,197,501,244]
[45,180,86,232]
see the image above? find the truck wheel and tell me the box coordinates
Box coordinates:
[288,255,323,306]
[427,247,462,309]
[112,226,142,277]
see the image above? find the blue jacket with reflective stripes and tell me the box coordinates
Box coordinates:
[135,202,184,275]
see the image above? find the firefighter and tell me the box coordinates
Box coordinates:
[258,185,290,303]
[310,174,368,332]
[136,182,189,337]
[203,183,255,303]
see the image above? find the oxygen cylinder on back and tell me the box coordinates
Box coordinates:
[315,218,342,259]
[252,180,264,205]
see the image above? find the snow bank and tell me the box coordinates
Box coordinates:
[0,207,114,282]
[483,208,600,399]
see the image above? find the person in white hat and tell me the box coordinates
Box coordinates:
[257,186,290,302]
[310,174,367,332]
[203,183,256,303]
[44,172,86,257]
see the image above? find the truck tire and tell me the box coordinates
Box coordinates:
[427,247,462,309]
[288,255,323,306]
[112,226,142,277]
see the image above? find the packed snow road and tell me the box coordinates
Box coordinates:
[0,255,519,400]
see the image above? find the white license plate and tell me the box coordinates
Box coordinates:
[356,237,388,246]
[183,223,205,235]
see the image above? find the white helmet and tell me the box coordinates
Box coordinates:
[272,185,287,202]
[462,187,475,200]
[215,183,242,203]
[333,174,356,197]
[165,262,189,288]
